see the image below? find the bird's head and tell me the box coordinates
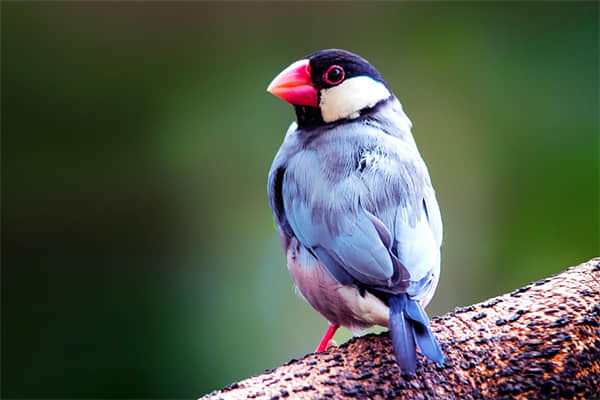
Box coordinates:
[267,49,393,127]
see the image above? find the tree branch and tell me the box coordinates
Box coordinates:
[202,258,600,399]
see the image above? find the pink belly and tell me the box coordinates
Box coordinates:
[286,238,389,331]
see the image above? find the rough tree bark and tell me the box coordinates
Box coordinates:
[202,258,600,400]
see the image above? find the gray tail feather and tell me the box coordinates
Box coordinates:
[389,294,444,374]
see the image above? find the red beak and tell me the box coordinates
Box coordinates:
[267,59,318,107]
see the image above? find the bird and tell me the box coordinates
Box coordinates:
[266,49,444,374]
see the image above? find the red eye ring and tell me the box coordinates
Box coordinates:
[323,65,345,85]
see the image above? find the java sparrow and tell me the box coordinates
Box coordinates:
[266,49,444,373]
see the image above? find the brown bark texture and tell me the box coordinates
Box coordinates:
[202,258,600,400]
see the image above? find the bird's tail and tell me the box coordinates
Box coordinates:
[388,294,444,374]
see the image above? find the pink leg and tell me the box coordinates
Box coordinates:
[315,323,339,352]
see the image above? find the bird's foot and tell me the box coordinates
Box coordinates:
[315,323,339,352]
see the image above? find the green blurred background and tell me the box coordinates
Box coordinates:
[2,1,598,398]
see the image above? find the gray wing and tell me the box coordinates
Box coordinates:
[267,123,301,251]
[424,187,443,248]
[268,120,440,296]
[277,145,412,293]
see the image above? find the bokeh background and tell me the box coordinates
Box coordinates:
[2,2,598,398]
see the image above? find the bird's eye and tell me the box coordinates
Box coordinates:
[323,65,345,85]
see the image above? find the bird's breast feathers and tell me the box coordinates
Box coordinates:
[287,121,429,226]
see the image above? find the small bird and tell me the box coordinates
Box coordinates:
[266,49,444,373]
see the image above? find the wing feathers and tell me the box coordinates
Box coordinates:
[269,120,441,296]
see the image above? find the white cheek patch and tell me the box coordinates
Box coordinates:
[319,76,391,123]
